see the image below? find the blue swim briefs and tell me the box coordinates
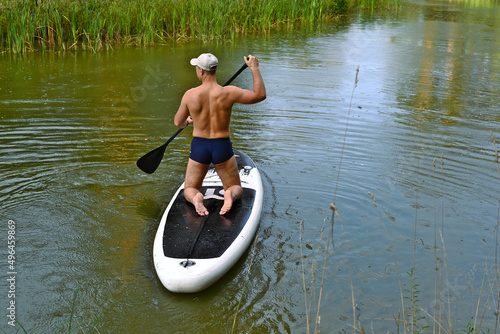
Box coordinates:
[189,137,234,165]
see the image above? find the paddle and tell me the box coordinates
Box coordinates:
[136,61,249,174]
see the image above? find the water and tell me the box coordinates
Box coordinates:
[1,0,499,332]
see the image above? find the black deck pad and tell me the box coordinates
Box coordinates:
[163,186,256,259]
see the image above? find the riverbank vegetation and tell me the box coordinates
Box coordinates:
[0,0,401,53]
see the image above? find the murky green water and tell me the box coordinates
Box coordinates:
[1,0,499,332]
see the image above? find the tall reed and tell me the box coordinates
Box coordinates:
[299,66,363,333]
[0,0,400,53]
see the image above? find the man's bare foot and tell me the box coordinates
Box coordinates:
[193,192,209,216]
[220,189,234,215]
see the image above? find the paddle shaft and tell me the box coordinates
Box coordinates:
[136,61,249,174]
[184,213,210,267]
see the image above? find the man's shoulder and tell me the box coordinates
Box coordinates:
[221,85,245,99]
[220,85,243,94]
[187,85,202,93]
[183,86,202,98]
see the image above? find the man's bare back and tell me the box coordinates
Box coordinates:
[174,54,266,216]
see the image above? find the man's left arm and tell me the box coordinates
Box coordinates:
[174,94,192,128]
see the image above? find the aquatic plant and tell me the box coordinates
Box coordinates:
[403,268,429,333]
[446,0,499,8]
[300,66,363,333]
[0,0,401,53]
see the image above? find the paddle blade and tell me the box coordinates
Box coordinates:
[136,144,167,174]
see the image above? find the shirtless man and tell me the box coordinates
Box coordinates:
[174,53,266,216]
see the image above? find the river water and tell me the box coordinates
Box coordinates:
[1,0,499,332]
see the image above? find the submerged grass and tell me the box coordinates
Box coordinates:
[0,0,401,53]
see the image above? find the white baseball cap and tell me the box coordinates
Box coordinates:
[190,53,218,71]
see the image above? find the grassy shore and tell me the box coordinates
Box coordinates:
[0,0,401,53]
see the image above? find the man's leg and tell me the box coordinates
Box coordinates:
[214,156,243,215]
[184,158,210,216]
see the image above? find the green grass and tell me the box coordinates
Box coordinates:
[0,0,401,53]
[445,0,500,8]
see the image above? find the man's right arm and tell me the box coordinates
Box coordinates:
[232,55,266,104]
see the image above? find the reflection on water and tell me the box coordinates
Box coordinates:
[1,0,499,332]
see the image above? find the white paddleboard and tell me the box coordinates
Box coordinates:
[153,150,263,293]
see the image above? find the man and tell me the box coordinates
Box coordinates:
[174,53,266,216]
